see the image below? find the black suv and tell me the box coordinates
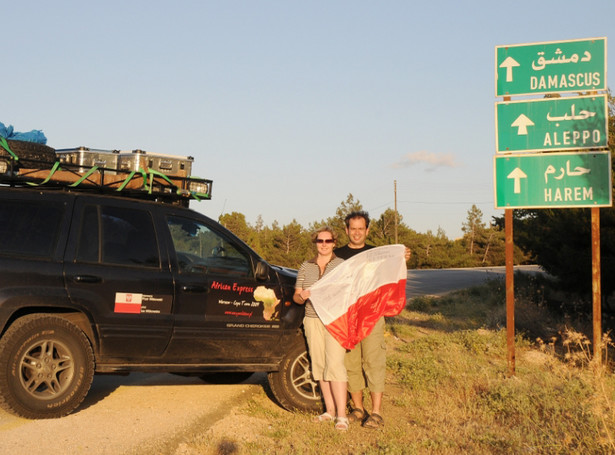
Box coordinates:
[0,186,320,419]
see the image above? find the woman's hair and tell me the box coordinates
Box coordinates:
[311,225,338,243]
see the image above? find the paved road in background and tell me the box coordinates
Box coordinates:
[407,265,543,298]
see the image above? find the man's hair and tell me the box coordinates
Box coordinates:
[344,211,370,229]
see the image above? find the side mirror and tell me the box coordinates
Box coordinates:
[255,261,269,281]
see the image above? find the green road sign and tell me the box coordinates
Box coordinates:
[495,37,606,97]
[494,151,612,209]
[495,94,608,153]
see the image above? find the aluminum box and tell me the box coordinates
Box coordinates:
[118,150,193,177]
[56,147,120,174]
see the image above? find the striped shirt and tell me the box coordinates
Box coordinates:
[295,255,344,318]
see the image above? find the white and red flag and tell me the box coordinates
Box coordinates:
[114,292,143,314]
[309,245,407,350]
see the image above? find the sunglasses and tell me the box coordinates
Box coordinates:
[315,238,335,244]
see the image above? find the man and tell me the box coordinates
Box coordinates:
[334,210,410,429]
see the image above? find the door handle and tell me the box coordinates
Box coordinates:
[73,275,102,283]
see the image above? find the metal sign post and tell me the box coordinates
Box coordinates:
[592,208,602,361]
[505,208,515,376]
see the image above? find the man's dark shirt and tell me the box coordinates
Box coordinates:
[334,244,374,260]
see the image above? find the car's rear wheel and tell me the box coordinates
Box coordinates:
[0,314,95,419]
[267,336,322,413]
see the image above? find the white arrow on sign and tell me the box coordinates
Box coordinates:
[511,114,534,135]
[507,167,527,194]
[499,56,520,82]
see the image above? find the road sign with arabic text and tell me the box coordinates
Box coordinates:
[495,37,606,97]
[494,151,612,209]
[495,94,608,153]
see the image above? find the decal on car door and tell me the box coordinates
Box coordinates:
[114,292,172,314]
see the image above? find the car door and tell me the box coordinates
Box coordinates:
[161,213,287,365]
[63,196,174,361]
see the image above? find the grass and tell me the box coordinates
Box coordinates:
[172,273,615,454]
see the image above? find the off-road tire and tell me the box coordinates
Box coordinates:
[267,336,322,412]
[0,139,56,169]
[0,314,95,419]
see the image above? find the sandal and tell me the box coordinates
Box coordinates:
[348,407,366,423]
[362,412,384,429]
[312,412,334,423]
[334,416,349,431]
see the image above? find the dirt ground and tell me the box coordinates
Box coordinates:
[164,333,414,454]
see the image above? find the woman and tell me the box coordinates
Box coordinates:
[294,226,348,431]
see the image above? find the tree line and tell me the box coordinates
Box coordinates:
[219,195,517,270]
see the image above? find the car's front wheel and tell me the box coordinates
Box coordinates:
[0,314,95,419]
[267,336,322,413]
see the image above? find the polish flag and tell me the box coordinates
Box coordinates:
[114,292,143,314]
[309,245,407,350]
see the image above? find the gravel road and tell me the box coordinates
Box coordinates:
[0,372,265,455]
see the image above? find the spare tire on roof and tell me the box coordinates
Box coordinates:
[0,139,56,169]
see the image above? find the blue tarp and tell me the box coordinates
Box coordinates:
[0,122,48,144]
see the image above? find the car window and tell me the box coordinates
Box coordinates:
[76,205,160,268]
[167,215,250,277]
[0,199,64,258]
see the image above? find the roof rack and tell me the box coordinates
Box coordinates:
[0,146,212,207]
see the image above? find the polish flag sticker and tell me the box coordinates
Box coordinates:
[114,293,143,314]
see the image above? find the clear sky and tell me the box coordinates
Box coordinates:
[4,1,614,238]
